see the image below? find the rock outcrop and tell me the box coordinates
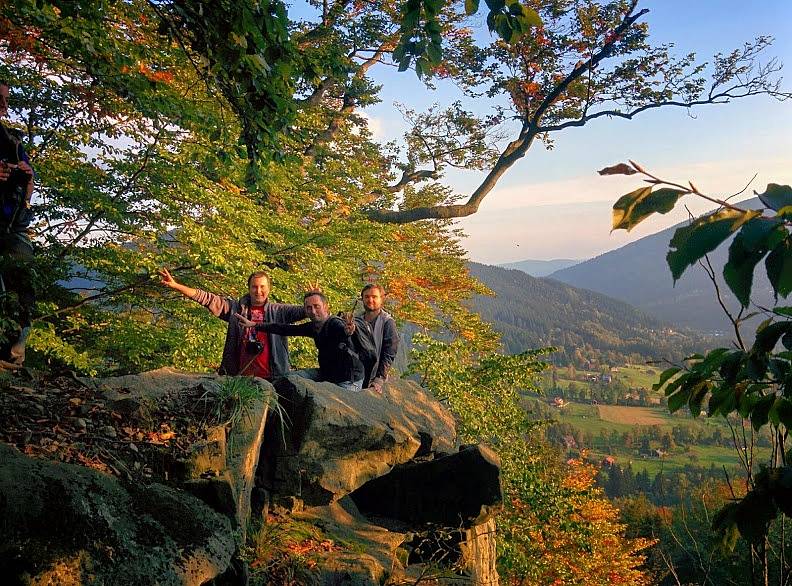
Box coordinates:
[0,443,235,585]
[260,375,502,584]
[86,368,273,540]
[0,369,503,585]
[265,374,457,505]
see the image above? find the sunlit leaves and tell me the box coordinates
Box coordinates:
[611,186,685,232]
[393,0,541,76]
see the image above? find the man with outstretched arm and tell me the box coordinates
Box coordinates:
[236,290,365,392]
[159,268,306,380]
[357,284,398,393]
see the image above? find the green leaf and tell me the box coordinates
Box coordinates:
[494,14,513,40]
[694,347,731,376]
[735,489,777,544]
[402,9,420,32]
[708,384,739,417]
[653,366,681,391]
[723,219,783,307]
[425,0,444,16]
[719,350,746,383]
[392,43,407,62]
[398,55,412,72]
[767,237,792,299]
[774,307,792,318]
[739,392,759,418]
[612,186,651,231]
[611,187,684,232]
[758,183,792,211]
[751,394,776,431]
[771,397,792,431]
[426,41,442,65]
[667,209,760,282]
[753,321,792,353]
[688,381,710,417]
[770,471,792,518]
[712,502,740,553]
[520,5,542,27]
[668,388,691,413]
[485,0,506,11]
[465,0,480,14]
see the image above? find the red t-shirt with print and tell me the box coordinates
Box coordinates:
[239,305,272,379]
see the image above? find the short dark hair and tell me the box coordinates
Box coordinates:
[0,80,8,88]
[361,283,385,297]
[303,290,328,305]
[247,271,271,287]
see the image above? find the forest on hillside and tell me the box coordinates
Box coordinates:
[468,262,711,366]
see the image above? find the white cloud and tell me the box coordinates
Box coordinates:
[357,111,385,140]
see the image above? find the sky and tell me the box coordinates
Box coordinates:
[358,0,792,265]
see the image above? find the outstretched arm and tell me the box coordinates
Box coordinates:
[235,313,315,338]
[159,268,199,299]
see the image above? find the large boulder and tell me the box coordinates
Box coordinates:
[0,443,235,585]
[269,376,457,505]
[86,367,274,540]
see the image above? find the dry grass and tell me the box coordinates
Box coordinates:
[597,405,668,426]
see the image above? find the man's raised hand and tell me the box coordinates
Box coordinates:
[343,312,356,336]
[158,268,178,288]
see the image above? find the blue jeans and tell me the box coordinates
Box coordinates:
[338,379,364,393]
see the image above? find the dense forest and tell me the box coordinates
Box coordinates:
[468,262,710,366]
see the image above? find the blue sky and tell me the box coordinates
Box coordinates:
[356,0,792,264]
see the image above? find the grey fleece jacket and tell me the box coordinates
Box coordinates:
[191,289,306,377]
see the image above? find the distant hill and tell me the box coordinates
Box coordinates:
[499,258,582,277]
[547,197,772,333]
[468,262,709,367]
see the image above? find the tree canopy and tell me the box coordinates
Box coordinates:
[3,0,785,225]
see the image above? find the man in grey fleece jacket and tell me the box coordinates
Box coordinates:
[159,268,306,379]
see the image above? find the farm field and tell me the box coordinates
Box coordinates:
[598,405,667,425]
[545,399,762,475]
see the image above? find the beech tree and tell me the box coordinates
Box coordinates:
[3,0,786,224]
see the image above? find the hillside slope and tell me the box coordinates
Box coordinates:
[548,197,772,332]
[468,262,708,366]
[499,258,581,277]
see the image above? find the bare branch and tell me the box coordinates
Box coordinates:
[387,169,440,193]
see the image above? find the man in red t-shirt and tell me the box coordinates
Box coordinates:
[238,303,272,378]
[159,269,306,380]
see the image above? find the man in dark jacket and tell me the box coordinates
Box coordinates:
[0,80,35,367]
[358,284,398,392]
[236,291,365,392]
[158,268,306,379]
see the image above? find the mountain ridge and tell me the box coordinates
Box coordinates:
[499,258,582,277]
[467,262,708,367]
[546,197,772,332]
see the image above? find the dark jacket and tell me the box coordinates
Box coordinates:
[1,123,33,236]
[190,289,306,377]
[361,310,398,386]
[258,317,365,384]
